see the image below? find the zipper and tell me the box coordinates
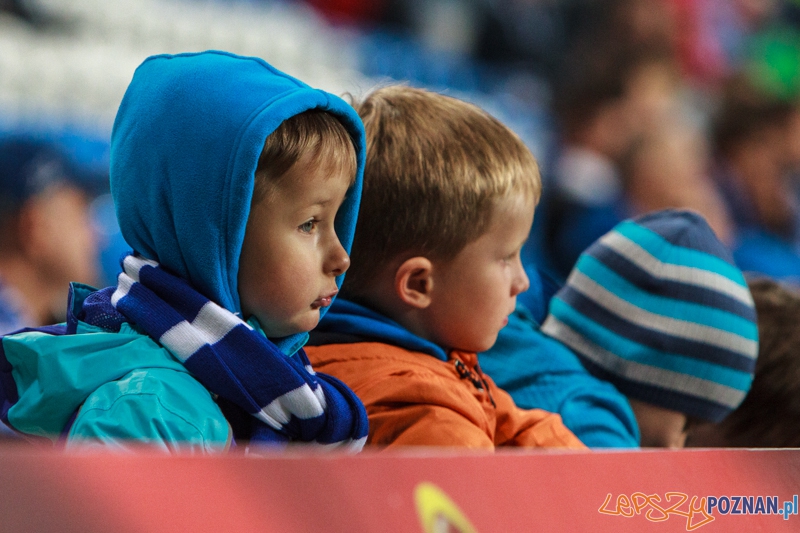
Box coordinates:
[453,359,496,407]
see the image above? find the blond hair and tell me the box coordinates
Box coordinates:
[253,109,357,203]
[343,85,540,293]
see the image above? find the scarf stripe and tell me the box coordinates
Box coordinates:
[90,254,368,448]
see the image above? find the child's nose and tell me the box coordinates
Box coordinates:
[327,239,350,276]
[511,261,530,296]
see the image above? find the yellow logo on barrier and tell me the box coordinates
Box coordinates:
[415,482,478,533]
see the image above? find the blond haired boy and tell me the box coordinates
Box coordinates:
[307,86,584,449]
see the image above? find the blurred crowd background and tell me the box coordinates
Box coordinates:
[3,0,800,331]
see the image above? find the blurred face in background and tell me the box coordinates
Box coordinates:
[23,184,99,311]
[624,120,733,244]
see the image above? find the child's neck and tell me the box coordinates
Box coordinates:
[353,290,436,346]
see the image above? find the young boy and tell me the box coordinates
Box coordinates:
[306,86,584,450]
[0,51,368,452]
[541,210,759,447]
[688,277,800,448]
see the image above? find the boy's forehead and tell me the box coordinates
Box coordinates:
[263,158,352,203]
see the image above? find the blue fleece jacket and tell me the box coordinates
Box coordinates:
[311,298,448,360]
[1,51,366,449]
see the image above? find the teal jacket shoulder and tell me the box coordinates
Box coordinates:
[3,285,231,452]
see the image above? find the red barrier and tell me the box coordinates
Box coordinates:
[1,444,798,532]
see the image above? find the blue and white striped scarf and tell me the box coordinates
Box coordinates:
[84,254,368,450]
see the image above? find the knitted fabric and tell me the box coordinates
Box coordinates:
[541,210,758,422]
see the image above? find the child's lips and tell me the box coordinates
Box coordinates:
[311,290,338,309]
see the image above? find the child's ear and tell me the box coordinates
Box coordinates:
[394,256,434,309]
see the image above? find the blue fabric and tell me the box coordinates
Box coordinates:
[545,197,628,279]
[587,239,757,320]
[517,266,562,324]
[543,209,758,423]
[0,279,27,336]
[572,254,758,338]
[548,297,756,391]
[313,298,448,361]
[0,327,19,427]
[478,304,639,448]
[613,218,746,282]
[553,285,757,372]
[733,226,800,284]
[0,421,18,440]
[82,254,368,448]
[110,51,366,355]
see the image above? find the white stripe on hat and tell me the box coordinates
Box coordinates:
[541,315,748,407]
[599,230,754,306]
[567,269,757,357]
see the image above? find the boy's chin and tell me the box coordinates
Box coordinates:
[453,333,499,354]
[257,311,320,339]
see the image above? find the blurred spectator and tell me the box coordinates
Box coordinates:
[711,73,800,281]
[538,0,696,279]
[622,118,734,244]
[542,40,640,279]
[0,136,99,333]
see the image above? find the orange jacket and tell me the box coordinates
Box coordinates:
[306,342,586,450]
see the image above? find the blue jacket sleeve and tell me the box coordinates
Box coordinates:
[68,368,232,453]
[478,305,639,448]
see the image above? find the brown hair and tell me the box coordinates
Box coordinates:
[341,85,540,294]
[253,109,357,203]
[690,277,800,447]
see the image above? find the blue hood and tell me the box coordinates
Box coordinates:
[313,299,449,361]
[110,51,365,320]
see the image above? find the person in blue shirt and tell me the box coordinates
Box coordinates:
[711,73,800,283]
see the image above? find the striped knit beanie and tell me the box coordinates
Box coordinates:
[541,210,758,423]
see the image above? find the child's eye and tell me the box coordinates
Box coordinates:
[299,219,318,234]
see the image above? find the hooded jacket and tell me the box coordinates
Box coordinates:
[306,299,585,450]
[0,51,366,452]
